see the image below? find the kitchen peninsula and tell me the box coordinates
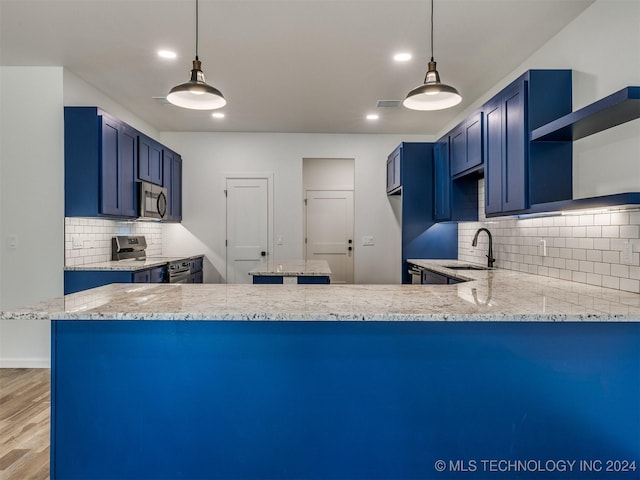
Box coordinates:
[4,264,639,480]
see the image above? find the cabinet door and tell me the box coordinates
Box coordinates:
[163,149,183,222]
[449,124,467,176]
[138,134,163,185]
[99,116,137,218]
[173,155,182,221]
[119,125,138,218]
[465,112,483,171]
[386,147,402,194]
[484,98,503,215]
[149,266,166,283]
[132,270,150,283]
[100,116,120,216]
[433,140,451,221]
[502,81,527,212]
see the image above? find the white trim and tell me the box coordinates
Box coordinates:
[0,358,50,368]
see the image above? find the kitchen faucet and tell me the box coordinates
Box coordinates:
[472,228,496,268]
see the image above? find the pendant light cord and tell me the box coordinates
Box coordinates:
[423,0,434,83]
[195,0,199,61]
[430,0,434,62]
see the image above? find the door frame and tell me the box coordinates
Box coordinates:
[224,172,274,283]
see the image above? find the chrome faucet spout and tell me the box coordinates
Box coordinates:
[472,228,495,268]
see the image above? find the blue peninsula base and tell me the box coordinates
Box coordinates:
[51,320,639,479]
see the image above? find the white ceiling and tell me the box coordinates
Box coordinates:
[0,0,595,135]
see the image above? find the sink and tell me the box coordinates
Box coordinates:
[444,265,491,271]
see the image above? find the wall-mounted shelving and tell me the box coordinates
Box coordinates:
[531,86,640,141]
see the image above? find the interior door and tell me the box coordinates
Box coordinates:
[226,178,269,283]
[305,190,354,284]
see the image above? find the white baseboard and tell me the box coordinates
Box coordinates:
[0,358,50,368]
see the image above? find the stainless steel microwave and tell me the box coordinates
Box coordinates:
[138,181,167,220]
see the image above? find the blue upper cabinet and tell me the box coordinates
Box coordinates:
[450,111,483,177]
[483,70,573,216]
[66,107,182,221]
[65,107,138,219]
[386,146,402,194]
[433,139,451,221]
[163,148,183,222]
[138,133,163,186]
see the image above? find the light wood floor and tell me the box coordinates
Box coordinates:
[0,368,50,480]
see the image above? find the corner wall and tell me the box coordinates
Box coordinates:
[0,67,64,367]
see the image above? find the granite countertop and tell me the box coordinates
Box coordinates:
[248,259,332,276]
[4,260,640,322]
[65,254,204,272]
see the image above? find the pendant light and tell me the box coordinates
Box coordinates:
[167,0,226,110]
[403,0,461,111]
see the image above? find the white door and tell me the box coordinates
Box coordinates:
[226,177,269,283]
[305,190,354,284]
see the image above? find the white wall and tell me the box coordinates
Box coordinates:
[160,133,431,284]
[0,69,163,367]
[437,0,640,199]
[0,67,64,367]
[63,69,159,139]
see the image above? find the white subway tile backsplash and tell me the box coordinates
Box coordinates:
[64,217,163,265]
[602,226,620,238]
[458,179,640,294]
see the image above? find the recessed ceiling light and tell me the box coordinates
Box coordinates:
[212,112,225,119]
[366,114,379,120]
[158,50,177,59]
[393,53,412,62]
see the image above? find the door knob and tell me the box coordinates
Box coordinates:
[261,251,266,257]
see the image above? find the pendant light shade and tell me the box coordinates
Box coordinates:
[403,0,461,111]
[167,0,226,110]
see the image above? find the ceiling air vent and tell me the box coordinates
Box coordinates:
[152,96,170,105]
[376,100,402,108]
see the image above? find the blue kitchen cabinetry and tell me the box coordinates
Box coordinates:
[386,146,402,194]
[483,70,573,216]
[433,137,479,222]
[65,106,183,221]
[388,143,458,283]
[163,148,183,222]
[138,133,163,186]
[449,111,483,177]
[50,320,640,480]
[65,107,138,218]
[64,266,166,295]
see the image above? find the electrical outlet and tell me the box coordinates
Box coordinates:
[276,235,284,245]
[362,236,375,246]
[72,236,84,249]
[621,241,633,264]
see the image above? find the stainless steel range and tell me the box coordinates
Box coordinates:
[112,235,192,284]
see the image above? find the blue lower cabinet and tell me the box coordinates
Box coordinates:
[50,320,640,480]
[64,266,167,294]
[252,276,330,284]
[297,276,330,284]
[252,276,284,284]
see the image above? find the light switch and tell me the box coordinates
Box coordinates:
[362,236,375,246]
[8,235,17,249]
[72,236,84,249]
[276,235,284,245]
[538,239,547,257]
